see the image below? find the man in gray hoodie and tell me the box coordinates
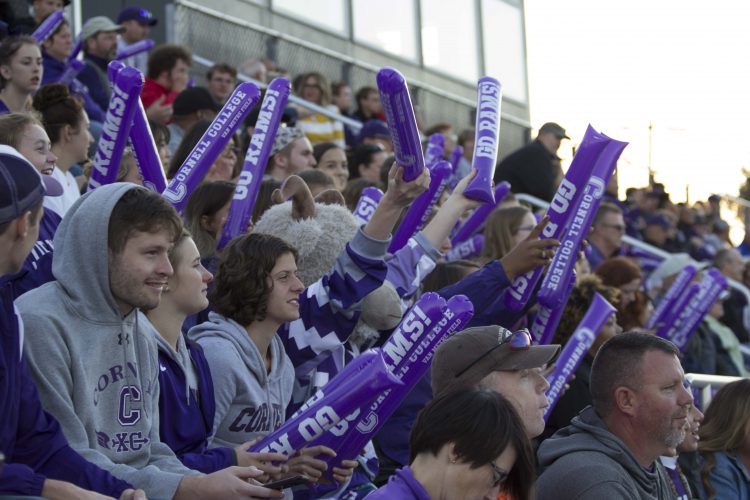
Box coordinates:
[536,332,694,499]
[16,183,282,499]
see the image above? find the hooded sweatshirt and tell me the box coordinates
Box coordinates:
[536,406,673,500]
[189,313,295,447]
[16,183,200,499]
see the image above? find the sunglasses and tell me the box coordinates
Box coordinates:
[454,329,531,379]
[490,461,509,488]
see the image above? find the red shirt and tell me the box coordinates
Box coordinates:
[141,78,178,110]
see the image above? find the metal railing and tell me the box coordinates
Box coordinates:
[686,373,743,408]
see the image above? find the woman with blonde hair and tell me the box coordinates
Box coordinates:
[699,378,750,499]
[480,205,537,262]
[294,71,344,147]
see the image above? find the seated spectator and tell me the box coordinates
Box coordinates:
[714,248,749,343]
[702,292,749,376]
[480,205,537,263]
[115,147,143,185]
[149,118,172,173]
[0,114,61,300]
[116,6,157,74]
[32,83,93,216]
[661,404,704,499]
[543,275,621,440]
[265,126,316,181]
[0,35,42,114]
[206,62,237,105]
[454,127,475,180]
[17,183,282,498]
[348,143,386,185]
[342,177,379,211]
[358,119,393,152]
[142,44,192,124]
[184,180,235,265]
[312,142,348,191]
[40,19,106,124]
[586,202,625,270]
[536,332,693,499]
[8,0,68,35]
[352,85,383,124]
[167,86,220,154]
[424,122,457,155]
[368,389,534,500]
[698,379,750,499]
[642,211,677,250]
[331,80,357,146]
[238,58,268,83]
[294,71,344,147]
[77,17,124,115]
[168,119,239,183]
[0,149,142,499]
[297,168,334,197]
[594,256,643,327]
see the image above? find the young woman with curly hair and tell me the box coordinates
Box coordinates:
[188,233,356,484]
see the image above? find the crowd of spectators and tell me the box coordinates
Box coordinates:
[1,3,750,500]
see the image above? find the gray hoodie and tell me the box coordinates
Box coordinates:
[188,312,295,448]
[16,183,200,499]
[536,406,674,500]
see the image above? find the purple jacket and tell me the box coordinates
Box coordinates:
[366,466,430,499]
[0,276,131,496]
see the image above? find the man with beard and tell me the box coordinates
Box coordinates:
[536,332,693,499]
[77,17,125,114]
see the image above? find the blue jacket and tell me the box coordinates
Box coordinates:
[0,276,132,496]
[156,333,234,473]
[77,54,111,114]
[705,451,750,500]
[42,51,105,123]
[8,208,59,300]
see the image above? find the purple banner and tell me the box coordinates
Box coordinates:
[544,292,616,421]
[538,139,628,309]
[424,133,445,168]
[217,78,290,250]
[450,181,510,246]
[57,58,84,86]
[446,234,484,261]
[115,39,154,61]
[464,77,502,204]
[251,350,400,456]
[503,125,612,312]
[318,295,474,478]
[655,283,700,340]
[131,98,167,193]
[88,64,143,190]
[388,160,452,253]
[31,10,64,44]
[353,186,384,226]
[669,270,728,352]
[376,67,424,182]
[531,271,576,345]
[163,82,260,212]
[645,265,697,330]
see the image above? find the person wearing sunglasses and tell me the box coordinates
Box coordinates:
[586,201,626,271]
[431,326,560,442]
[368,389,534,500]
[536,332,693,500]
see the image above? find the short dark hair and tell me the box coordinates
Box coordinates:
[206,62,237,80]
[341,177,378,211]
[147,44,192,80]
[297,169,333,191]
[32,84,84,144]
[348,143,384,181]
[210,233,298,325]
[0,199,42,237]
[590,331,679,417]
[593,201,623,226]
[184,180,236,258]
[108,188,183,254]
[410,389,534,500]
[355,86,377,106]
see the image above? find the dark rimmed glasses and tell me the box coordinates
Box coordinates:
[454,329,531,379]
[490,461,509,488]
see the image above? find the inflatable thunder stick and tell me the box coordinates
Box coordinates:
[88,65,143,190]
[544,292,617,421]
[450,181,510,245]
[31,10,64,43]
[163,83,260,212]
[319,295,474,478]
[503,125,611,312]
[69,36,82,62]
[377,67,424,182]
[537,138,628,309]
[388,160,452,253]
[250,350,401,457]
[531,271,576,345]
[217,78,290,249]
[644,265,697,330]
[353,187,384,226]
[130,98,167,193]
[424,133,445,168]
[57,59,84,86]
[116,39,154,60]
[446,234,484,261]
[669,270,728,352]
[655,283,700,340]
[464,77,502,204]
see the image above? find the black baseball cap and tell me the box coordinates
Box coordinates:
[172,87,220,116]
[539,122,570,139]
[0,146,62,224]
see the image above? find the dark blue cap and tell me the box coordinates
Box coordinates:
[359,119,390,141]
[117,7,158,26]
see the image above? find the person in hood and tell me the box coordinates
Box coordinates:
[16,183,283,499]
[144,228,289,478]
[536,332,694,500]
[0,148,144,499]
